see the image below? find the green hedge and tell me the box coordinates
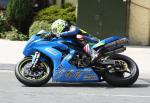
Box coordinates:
[0,12,11,33]
[0,12,11,39]
[29,21,51,37]
[6,0,33,33]
[0,26,28,41]
[34,4,76,24]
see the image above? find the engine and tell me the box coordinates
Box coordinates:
[70,52,91,67]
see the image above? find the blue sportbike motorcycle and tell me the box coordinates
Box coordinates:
[15,30,139,87]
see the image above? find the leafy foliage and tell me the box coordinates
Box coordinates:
[29,21,51,37]
[0,26,28,41]
[0,12,28,40]
[0,12,11,32]
[34,4,76,24]
[5,27,28,41]
[6,0,33,33]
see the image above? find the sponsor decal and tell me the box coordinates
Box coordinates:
[65,70,81,80]
[83,74,97,80]
[55,65,65,79]
[74,71,80,79]
[45,48,58,56]
[66,71,72,79]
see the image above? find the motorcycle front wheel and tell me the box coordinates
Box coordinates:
[15,57,52,87]
[102,54,139,87]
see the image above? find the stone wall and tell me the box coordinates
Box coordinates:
[129,0,150,45]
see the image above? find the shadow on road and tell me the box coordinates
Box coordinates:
[130,84,150,88]
[41,82,150,88]
[139,78,150,84]
[44,82,109,88]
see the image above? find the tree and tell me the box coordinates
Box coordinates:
[6,0,33,34]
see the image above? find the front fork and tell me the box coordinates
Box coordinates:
[31,51,41,68]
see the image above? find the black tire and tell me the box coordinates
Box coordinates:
[15,57,52,87]
[102,54,139,87]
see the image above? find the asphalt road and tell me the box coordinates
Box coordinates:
[0,69,150,103]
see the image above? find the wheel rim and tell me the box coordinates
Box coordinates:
[18,58,50,81]
[107,59,133,78]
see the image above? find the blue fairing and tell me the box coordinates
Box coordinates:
[52,49,99,82]
[24,36,69,70]
[23,34,100,82]
[92,36,126,49]
[101,36,122,44]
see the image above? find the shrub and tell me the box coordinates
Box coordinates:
[0,32,6,39]
[5,31,28,41]
[0,26,28,41]
[5,27,28,41]
[29,21,51,37]
[0,12,11,32]
[34,4,76,24]
[6,0,33,33]
[0,12,28,41]
[0,12,12,38]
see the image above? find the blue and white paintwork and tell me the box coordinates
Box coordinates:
[23,34,122,82]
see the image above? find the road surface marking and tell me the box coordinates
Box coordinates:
[80,93,150,98]
[0,70,14,73]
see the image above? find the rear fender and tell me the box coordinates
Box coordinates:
[92,36,122,49]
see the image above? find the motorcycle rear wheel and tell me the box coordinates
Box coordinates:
[15,57,52,87]
[102,54,139,87]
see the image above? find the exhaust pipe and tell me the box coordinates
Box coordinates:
[104,47,126,55]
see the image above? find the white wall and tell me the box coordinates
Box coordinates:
[129,0,150,45]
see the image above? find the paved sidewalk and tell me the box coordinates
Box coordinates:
[0,39,26,64]
[0,39,150,79]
